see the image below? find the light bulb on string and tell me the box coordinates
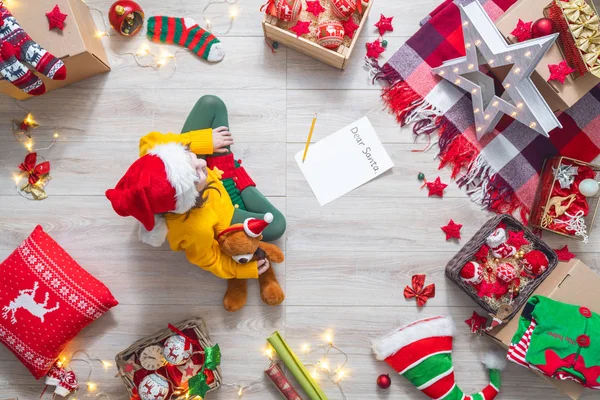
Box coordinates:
[87,382,97,391]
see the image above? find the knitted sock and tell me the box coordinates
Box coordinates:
[147,17,225,63]
[0,4,67,95]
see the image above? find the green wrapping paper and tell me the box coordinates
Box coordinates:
[267,331,328,400]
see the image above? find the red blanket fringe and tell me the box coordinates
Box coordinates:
[376,71,531,221]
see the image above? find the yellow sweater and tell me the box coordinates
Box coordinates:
[139,130,259,280]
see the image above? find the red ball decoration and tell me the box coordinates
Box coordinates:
[531,18,554,38]
[108,0,145,36]
[330,0,357,19]
[522,250,549,276]
[268,0,302,22]
[317,21,345,49]
[377,374,391,389]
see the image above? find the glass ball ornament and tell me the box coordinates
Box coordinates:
[377,373,391,389]
[579,178,599,197]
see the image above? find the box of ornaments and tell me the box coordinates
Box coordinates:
[446,214,558,322]
[115,318,222,400]
[530,156,600,243]
[261,0,374,69]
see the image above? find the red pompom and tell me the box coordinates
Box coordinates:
[0,42,16,60]
[522,250,549,276]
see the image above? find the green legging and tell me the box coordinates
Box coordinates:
[180,95,286,241]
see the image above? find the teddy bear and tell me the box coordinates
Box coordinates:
[217,213,285,312]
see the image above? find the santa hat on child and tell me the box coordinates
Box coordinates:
[105,143,199,247]
[217,213,273,239]
[372,316,506,400]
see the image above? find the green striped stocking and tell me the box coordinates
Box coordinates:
[372,316,506,400]
[147,17,225,62]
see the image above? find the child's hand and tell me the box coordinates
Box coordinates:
[213,126,233,153]
[258,259,270,275]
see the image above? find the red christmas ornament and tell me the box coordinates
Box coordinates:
[496,262,517,283]
[342,17,359,39]
[522,250,549,276]
[290,20,311,37]
[365,39,385,58]
[317,21,345,49]
[330,0,357,19]
[548,60,575,84]
[460,261,483,285]
[532,17,554,38]
[510,19,532,42]
[554,245,575,261]
[305,0,326,17]
[46,5,68,31]
[441,219,462,240]
[506,230,529,249]
[108,0,145,36]
[376,374,391,389]
[374,14,394,35]
[426,176,448,197]
[267,0,303,22]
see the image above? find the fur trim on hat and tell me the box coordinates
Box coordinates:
[371,316,455,360]
[149,143,199,214]
[139,215,168,247]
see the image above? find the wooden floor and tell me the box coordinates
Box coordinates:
[1,0,599,398]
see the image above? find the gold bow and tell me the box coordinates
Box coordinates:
[589,63,600,77]
[584,48,600,66]
[576,30,600,51]
[560,0,596,23]
[570,14,600,37]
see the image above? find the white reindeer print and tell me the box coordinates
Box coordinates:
[2,282,60,324]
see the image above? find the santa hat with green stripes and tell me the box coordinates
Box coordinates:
[372,316,506,400]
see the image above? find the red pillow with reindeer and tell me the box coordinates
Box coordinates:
[0,225,118,379]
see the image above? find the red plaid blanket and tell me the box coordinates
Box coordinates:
[369,0,600,221]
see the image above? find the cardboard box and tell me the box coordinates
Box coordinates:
[262,0,374,70]
[495,0,600,112]
[0,0,110,100]
[487,259,600,399]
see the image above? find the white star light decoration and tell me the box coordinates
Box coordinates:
[431,1,563,139]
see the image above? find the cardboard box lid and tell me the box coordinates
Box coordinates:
[495,0,600,110]
[7,0,108,65]
[488,259,600,399]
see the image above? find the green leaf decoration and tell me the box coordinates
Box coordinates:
[188,371,210,398]
[203,344,221,370]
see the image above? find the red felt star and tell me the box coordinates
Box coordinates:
[465,311,488,333]
[46,5,68,31]
[506,230,529,249]
[441,219,462,240]
[290,20,311,37]
[426,176,448,197]
[342,18,359,39]
[510,19,532,42]
[305,0,326,17]
[548,60,575,84]
[474,244,490,261]
[374,14,394,35]
[554,245,575,261]
[365,39,385,58]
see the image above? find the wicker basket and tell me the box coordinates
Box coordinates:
[115,317,222,399]
[445,214,558,321]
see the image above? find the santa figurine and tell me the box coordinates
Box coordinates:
[486,228,517,259]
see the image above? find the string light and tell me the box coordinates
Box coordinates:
[87,382,97,391]
[201,0,239,34]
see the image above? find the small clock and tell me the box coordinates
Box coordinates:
[139,345,166,371]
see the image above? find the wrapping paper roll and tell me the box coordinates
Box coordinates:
[266,331,327,400]
[265,362,303,400]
